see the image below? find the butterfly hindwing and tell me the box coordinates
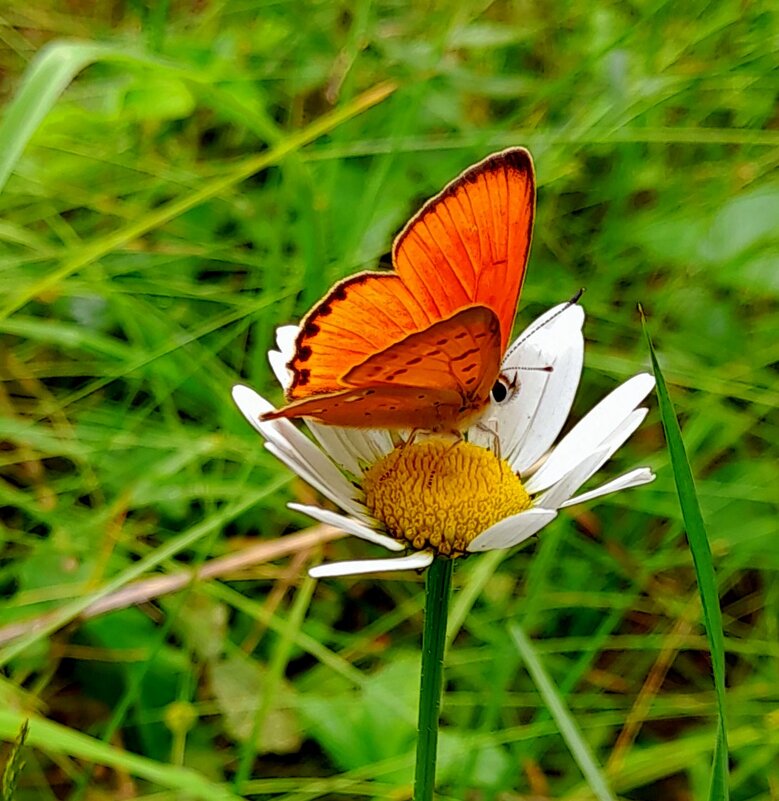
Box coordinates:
[262,385,469,430]
[342,306,502,403]
[264,307,503,431]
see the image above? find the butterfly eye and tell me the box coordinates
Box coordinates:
[491,372,519,404]
[491,380,508,403]
[491,377,510,403]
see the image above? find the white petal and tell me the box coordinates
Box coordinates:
[304,423,363,476]
[232,384,281,439]
[275,325,299,361]
[306,422,395,477]
[251,368,395,478]
[505,306,585,471]
[532,447,610,510]
[503,302,585,363]
[309,551,434,578]
[268,349,292,389]
[268,326,299,391]
[525,373,655,493]
[467,507,557,552]
[533,408,648,508]
[471,304,584,472]
[262,440,369,522]
[288,502,404,552]
[359,428,398,461]
[232,385,365,516]
[561,467,656,507]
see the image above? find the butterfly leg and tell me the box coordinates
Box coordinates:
[425,431,465,489]
[399,428,423,453]
[473,421,502,461]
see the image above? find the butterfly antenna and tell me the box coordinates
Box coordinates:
[499,364,554,383]
[508,288,585,353]
[497,289,585,376]
[512,365,554,373]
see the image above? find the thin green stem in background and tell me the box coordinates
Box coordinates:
[413,557,453,801]
[510,623,618,801]
[233,575,317,792]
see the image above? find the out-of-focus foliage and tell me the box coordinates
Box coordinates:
[0,2,776,799]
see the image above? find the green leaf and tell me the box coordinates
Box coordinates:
[642,311,730,801]
[300,654,419,780]
[209,653,301,754]
[0,74,395,320]
[700,187,779,263]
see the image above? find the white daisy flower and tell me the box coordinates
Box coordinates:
[232,303,656,578]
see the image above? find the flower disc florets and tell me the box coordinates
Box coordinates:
[362,439,531,557]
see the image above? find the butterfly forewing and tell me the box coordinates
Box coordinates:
[284,148,536,404]
[287,273,435,397]
[393,147,535,353]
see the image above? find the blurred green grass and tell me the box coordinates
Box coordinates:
[0,2,777,800]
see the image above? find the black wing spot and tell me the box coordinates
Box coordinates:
[406,356,423,366]
[417,393,427,400]
[425,349,442,358]
[454,331,468,340]
[298,345,312,362]
[462,362,477,373]
[452,347,479,363]
[388,368,408,380]
[318,303,333,316]
[297,368,311,386]
[465,376,476,385]
[303,321,320,337]
[364,389,376,396]
[332,284,348,300]
[435,338,449,346]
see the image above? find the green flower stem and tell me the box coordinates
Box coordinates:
[414,557,454,801]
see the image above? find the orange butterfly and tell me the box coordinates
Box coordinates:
[261,147,535,432]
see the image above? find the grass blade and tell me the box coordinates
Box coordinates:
[509,622,618,801]
[1,720,28,801]
[0,709,243,801]
[0,41,143,193]
[641,310,730,801]
[0,68,394,320]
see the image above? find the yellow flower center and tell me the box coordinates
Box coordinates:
[362,439,531,557]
